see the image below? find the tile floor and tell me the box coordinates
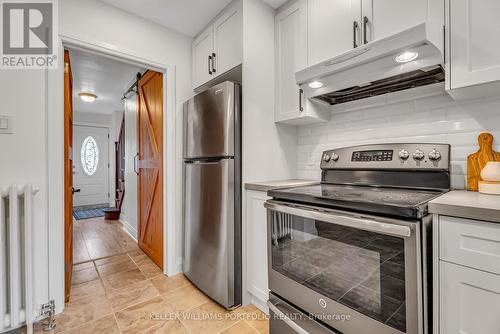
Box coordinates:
[73,218,139,264]
[36,218,269,334]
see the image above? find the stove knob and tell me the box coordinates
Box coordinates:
[331,153,339,161]
[413,149,425,161]
[428,149,442,161]
[398,149,410,160]
[323,153,331,162]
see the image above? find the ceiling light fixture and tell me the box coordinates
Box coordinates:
[395,51,419,63]
[308,81,324,89]
[79,92,98,103]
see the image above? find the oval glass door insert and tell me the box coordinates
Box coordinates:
[80,136,99,176]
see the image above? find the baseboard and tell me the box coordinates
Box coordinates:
[120,219,137,241]
[249,292,269,315]
[247,286,269,315]
[167,257,183,276]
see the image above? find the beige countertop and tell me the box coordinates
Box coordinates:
[429,190,500,223]
[245,179,319,192]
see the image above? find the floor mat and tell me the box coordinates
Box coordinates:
[73,204,109,220]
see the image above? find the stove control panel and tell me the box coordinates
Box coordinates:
[321,143,450,171]
[352,150,393,162]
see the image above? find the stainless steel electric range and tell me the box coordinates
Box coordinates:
[265,143,451,334]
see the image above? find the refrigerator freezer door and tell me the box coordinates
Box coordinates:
[183,158,238,308]
[183,81,237,159]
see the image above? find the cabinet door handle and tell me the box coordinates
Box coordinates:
[211,53,216,73]
[363,16,369,44]
[353,21,359,48]
[208,55,212,75]
[299,88,304,112]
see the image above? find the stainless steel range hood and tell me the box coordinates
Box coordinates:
[295,23,444,106]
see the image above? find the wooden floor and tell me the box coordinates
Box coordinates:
[73,217,139,264]
[34,217,269,334]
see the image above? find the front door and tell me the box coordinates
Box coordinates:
[73,125,110,207]
[137,70,164,269]
[64,50,73,301]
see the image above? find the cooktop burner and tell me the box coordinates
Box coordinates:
[268,184,445,219]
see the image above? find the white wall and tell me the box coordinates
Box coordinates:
[296,85,500,189]
[0,70,50,318]
[111,110,124,142]
[121,96,138,240]
[0,0,192,317]
[73,111,111,125]
[240,0,298,308]
[242,0,297,183]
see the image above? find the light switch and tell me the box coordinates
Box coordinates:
[0,115,13,134]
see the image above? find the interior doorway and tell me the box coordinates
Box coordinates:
[63,47,166,301]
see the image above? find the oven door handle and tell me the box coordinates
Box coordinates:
[264,202,412,238]
[267,300,310,334]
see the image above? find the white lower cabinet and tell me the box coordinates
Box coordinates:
[440,262,500,334]
[435,215,500,334]
[245,190,270,313]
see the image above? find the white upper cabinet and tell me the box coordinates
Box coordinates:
[192,27,214,89]
[448,0,500,90]
[308,0,360,65]
[275,0,308,123]
[192,1,242,90]
[213,4,243,76]
[306,0,428,64]
[362,0,427,43]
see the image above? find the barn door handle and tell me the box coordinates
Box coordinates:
[134,153,139,175]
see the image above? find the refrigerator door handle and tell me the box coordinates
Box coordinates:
[185,158,229,165]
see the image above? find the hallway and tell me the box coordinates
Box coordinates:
[36,217,269,333]
[73,218,139,264]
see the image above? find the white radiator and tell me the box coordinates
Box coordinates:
[0,185,37,333]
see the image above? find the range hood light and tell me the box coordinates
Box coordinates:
[79,92,98,102]
[395,51,419,63]
[308,81,324,89]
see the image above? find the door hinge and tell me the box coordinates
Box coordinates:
[40,300,56,331]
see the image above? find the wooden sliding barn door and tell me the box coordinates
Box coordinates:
[64,50,74,301]
[137,71,164,269]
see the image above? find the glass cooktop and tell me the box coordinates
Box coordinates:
[268,184,445,219]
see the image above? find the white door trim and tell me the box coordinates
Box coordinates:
[47,33,179,314]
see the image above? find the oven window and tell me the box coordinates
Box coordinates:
[271,211,406,332]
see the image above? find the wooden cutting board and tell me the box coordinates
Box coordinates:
[467,132,500,191]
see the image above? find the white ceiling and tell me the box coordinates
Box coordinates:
[70,49,144,115]
[100,0,288,37]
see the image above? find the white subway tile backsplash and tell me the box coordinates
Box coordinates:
[297,91,500,189]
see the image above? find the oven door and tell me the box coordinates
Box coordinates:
[266,200,423,334]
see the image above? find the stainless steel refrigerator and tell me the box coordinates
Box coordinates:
[183,81,241,309]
